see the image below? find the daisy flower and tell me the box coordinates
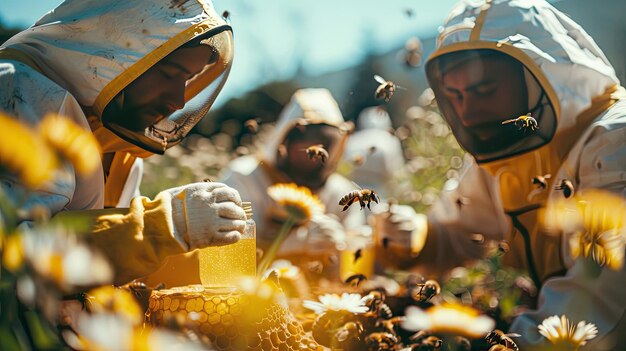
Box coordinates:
[267,183,324,223]
[538,315,598,348]
[402,302,495,338]
[302,293,370,315]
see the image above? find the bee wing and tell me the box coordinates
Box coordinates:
[505,333,522,338]
[351,181,363,190]
[501,118,516,125]
[374,75,387,84]
[396,84,407,91]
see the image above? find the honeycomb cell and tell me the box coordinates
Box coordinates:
[204,300,215,313]
[195,298,204,312]
[170,298,180,311]
[221,314,234,326]
[186,298,196,312]
[227,297,237,306]
[247,334,262,348]
[212,324,225,336]
[197,311,208,323]
[148,298,156,310]
[208,312,221,325]
[229,303,241,315]
[162,297,171,310]
[212,296,221,305]
[216,302,228,315]
[215,335,230,349]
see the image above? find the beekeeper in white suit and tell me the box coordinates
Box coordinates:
[222,88,367,258]
[378,0,626,349]
[0,0,247,285]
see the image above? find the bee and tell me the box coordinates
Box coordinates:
[363,290,393,319]
[404,37,423,68]
[531,174,552,189]
[222,10,231,21]
[335,321,364,342]
[502,112,538,132]
[412,280,441,302]
[345,273,368,287]
[353,248,362,263]
[244,118,260,133]
[339,183,380,211]
[364,332,398,350]
[352,154,365,166]
[374,75,404,103]
[485,329,521,351]
[412,336,443,351]
[498,240,511,254]
[304,144,329,163]
[121,280,148,299]
[377,316,405,335]
[382,237,391,249]
[555,179,574,198]
[404,8,415,17]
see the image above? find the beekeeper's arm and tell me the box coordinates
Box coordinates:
[55,182,247,285]
[509,120,626,351]
[374,155,509,274]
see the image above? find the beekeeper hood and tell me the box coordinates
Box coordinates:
[426,0,620,164]
[263,88,353,168]
[1,0,233,155]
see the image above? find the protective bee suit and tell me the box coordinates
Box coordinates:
[0,0,244,285]
[382,0,626,349]
[343,107,405,198]
[223,89,366,256]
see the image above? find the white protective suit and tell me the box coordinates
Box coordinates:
[0,0,243,285]
[343,107,405,198]
[396,0,626,349]
[222,88,367,256]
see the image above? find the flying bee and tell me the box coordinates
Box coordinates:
[531,174,552,189]
[555,179,574,198]
[339,182,380,211]
[403,37,423,68]
[345,273,368,287]
[374,75,405,103]
[412,279,441,302]
[222,10,231,21]
[244,118,260,133]
[502,112,538,132]
[304,144,329,163]
[353,248,362,263]
[485,329,521,351]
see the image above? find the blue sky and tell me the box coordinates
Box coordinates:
[0,0,460,102]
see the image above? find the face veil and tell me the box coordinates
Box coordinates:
[102,28,234,154]
[426,49,557,163]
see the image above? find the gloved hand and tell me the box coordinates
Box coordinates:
[373,203,427,257]
[163,182,246,250]
[279,214,347,256]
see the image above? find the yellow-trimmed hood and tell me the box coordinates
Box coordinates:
[2,0,233,155]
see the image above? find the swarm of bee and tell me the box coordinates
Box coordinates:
[502,112,538,132]
[374,75,404,103]
[304,144,329,163]
[339,184,380,211]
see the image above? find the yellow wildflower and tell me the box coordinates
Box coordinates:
[39,114,101,175]
[0,112,57,188]
[402,302,495,338]
[267,183,324,223]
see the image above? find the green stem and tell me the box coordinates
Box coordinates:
[257,217,296,276]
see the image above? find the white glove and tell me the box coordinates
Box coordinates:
[373,203,427,256]
[279,214,347,256]
[163,182,246,250]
